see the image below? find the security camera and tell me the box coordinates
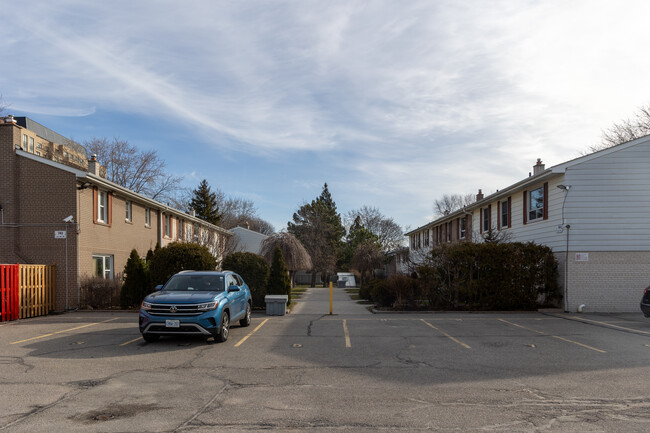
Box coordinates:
[63,215,74,223]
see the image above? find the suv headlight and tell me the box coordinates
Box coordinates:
[141,301,152,311]
[197,301,218,311]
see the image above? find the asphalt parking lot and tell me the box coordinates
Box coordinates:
[2,287,650,432]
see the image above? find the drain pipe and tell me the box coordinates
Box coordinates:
[578,303,586,313]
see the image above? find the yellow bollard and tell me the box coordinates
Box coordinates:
[329,281,333,315]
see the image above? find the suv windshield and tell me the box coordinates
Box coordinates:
[163,274,225,292]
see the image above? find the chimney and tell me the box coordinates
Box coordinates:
[190,208,196,217]
[244,221,250,230]
[88,154,100,176]
[476,189,484,201]
[533,158,545,175]
[4,115,17,124]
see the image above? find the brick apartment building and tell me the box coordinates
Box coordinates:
[406,138,650,313]
[0,116,232,312]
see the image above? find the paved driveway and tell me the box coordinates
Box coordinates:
[1,287,650,432]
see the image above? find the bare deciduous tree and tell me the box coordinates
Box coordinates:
[260,232,312,287]
[85,137,183,202]
[352,241,384,285]
[344,206,404,252]
[589,103,650,153]
[433,193,475,216]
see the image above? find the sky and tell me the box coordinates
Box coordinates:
[2,0,650,234]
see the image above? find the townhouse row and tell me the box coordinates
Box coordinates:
[406,140,650,313]
[0,116,231,312]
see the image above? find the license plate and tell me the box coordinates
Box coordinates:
[165,320,180,328]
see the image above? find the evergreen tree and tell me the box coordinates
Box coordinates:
[120,249,147,308]
[288,183,345,286]
[190,179,222,225]
[268,246,291,304]
[340,216,380,270]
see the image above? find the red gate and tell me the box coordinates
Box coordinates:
[1,264,19,322]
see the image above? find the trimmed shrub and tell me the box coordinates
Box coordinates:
[80,275,121,309]
[268,246,291,304]
[417,241,561,311]
[120,249,148,309]
[149,242,216,286]
[223,252,270,309]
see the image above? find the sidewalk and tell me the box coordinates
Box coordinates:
[290,286,371,315]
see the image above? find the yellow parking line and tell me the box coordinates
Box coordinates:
[10,318,119,345]
[234,318,269,347]
[342,319,351,348]
[420,319,471,349]
[498,319,606,353]
[120,336,143,346]
[563,315,650,336]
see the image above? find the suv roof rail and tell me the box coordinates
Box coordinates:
[177,270,196,274]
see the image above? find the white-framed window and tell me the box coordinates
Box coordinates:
[460,217,466,239]
[29,137,34,153]
[500,199,509,228]
[97,190,107,223]
[37,142,42,150]
[93,254,113,279]
[164,214,171,237]
[145,208,151,227]
[36,151,41,156]
[22,134,28,151]
[528,187,544,221]
[179,219,184,239]
[482,207,490,232]
[125,201,132,222]
[446,222,451,242]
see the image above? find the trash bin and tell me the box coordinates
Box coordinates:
[337,280,346,288]
[265,295,288,316]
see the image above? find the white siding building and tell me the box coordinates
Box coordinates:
[230,226,269,254]
[406,136,650,313]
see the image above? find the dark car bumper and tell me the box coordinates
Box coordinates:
[641,301,650,318]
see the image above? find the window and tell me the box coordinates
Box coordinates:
[179,219,184,239]
[125,201,132,222]
[97,190,107,223]
[36,151,41,156]
[145,208,151,227]
[446,222,451,242]
[500,198,511,229]
[22,134,28,151]
[460,217,466,239]
[482,206,490,232]
[29,137,34,153]
[37,142,42,150]
[93,254,113,279]
[528,187,544,221]
[164,214,171,237]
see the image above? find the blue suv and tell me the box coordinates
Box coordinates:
[139,271,252,343]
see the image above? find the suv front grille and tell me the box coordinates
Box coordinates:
[148,303,204,316]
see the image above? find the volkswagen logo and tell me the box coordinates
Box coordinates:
[169,305,177,313]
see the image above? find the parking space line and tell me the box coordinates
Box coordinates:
[498,319,606,353]
[10,318,119,345]
[420,319,471,349]
[120,336,142,346]
[342,319,351,348]
[234,318,269,347]
[562,315,650,336]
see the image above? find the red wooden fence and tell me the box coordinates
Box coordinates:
[0,264,20,322]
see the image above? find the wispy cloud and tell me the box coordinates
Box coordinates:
[2,0,650,230]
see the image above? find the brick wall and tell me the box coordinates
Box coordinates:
[557,251,650,313]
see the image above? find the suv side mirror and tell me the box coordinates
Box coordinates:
[154,284,163,291]
[228,285,240,292]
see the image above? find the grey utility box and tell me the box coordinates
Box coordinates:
[265,295,288,316]
[337,280,346,288]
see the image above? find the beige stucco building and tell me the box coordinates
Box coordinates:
[0,116,232,312]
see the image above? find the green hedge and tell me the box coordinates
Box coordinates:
[359,242,561,311]
[223,252,269,308]
[148,242,216,286]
